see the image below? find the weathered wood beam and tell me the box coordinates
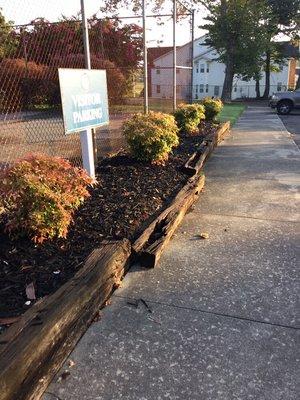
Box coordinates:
[0,239,131,400]
[134,174,205,268]
[183,121,230,175]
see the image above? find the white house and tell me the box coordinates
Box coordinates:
[150,41,192,100]
[150,35,298,100]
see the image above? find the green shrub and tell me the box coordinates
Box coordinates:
[0,154,93,243]
[123,111,179,163]
[173,103,205,135]
[201,97,223,121]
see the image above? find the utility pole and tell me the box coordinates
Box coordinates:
[142,0,149,113]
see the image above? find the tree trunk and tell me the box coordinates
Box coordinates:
[255,77,260,99]
[262,50,271,99]
[296,74,300,90]
[221,59,234,102]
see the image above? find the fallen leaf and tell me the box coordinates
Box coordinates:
[26,282,36,300]
[198,232,209,239]
[68,360,75,368]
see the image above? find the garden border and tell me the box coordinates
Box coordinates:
[132,121,230,267]
[0,121,230,400]
[0,240,131,400]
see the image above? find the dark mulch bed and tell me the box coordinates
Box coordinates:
[0,125,217,324]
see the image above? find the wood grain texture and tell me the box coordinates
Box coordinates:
[183,121,230,176]
[136,174,205,268]
[0,239,131,400]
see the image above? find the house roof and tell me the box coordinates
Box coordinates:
[148,46,174,65]
[150,36,207,63]
[150,43,191,63]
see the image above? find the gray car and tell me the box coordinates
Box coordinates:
[269,88,300,115]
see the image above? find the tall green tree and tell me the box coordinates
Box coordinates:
[202,0,267,101]
[95,0,300,99]
[262,0,300,98]
[0,9,18,60]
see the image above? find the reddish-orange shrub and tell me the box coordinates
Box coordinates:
[52,54,127,103]
[0,154,93,243]
[0,58,55,111]
[0,55,127,111]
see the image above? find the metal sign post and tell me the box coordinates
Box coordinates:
[58,68,109,178]
[191,9,195,103]
[173,0,177,111]
[142,0,149,114]
[80,0,95,177]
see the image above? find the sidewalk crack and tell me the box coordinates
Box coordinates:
[190,211,300,224]
[115,295,299,331]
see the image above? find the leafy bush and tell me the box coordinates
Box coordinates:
[123,111,179,163]
[52,54,127,104]
[0,58,48,112]
[0,55,127,111]
[173,103,205,135]
[0,154,93,243]
[201,97,223,121]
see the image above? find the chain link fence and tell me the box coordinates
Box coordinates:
[0,0,296,171]
[193,84,291,101]
[0,0,194,171]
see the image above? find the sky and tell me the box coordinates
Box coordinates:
[0,0,207,47]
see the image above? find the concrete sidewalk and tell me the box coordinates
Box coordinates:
[45,107,300,400]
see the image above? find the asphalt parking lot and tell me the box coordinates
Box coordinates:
[278,109,300,148]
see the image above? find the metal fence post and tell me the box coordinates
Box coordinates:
[80,0,95,178]
[81,0,91,70]
[173,0,177,111]
[142,0,149,114]
[191,9,195,103]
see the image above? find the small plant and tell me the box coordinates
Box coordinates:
[200,97,223,121]
[0,154,93,243]
[123,111,179,163]
[173,103,205,135]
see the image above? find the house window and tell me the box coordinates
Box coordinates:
[195,84,198,93]
[234,85,237,92]
[200,64,205,73]
[206,63,210,73]
[214,86,220,96]
[195,62,199,73]
[156,68,160,74]
[156,85,161,94]
[199,84,204,93]
[206,84,209,93]
[277,82,282,91]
